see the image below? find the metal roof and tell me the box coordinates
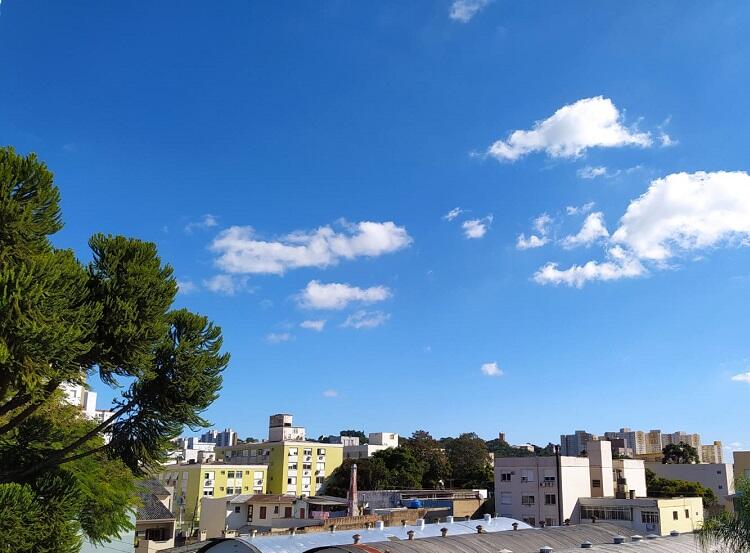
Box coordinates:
[198,516,533,553]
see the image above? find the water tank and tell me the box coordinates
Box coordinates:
[407,499,422,509]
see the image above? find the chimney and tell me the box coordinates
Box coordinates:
[407,530,415,541]
[440,528,448,537]
[353,534,361,544]
[347,463,358,517]
[512,522,519,531]
[476,525,484,534]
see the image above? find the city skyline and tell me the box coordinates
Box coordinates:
[2,2,749,452]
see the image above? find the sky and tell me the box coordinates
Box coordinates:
[2,1,750,455]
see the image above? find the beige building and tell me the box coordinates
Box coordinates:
[494,440,648,527]
[579,496,704,536]
[135,480,177,552]
[645,462,735,508]
[735,451,750,480]
[344,432,399,460]
[700,441,724,464]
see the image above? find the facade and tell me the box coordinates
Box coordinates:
[645,461,735,507]
[604,428,647,455]
[559,430,595,456]
[135,480,177,552]
[329,435,361,446]
[60,381,114,423]
[579,497,704,536]
[494,440,648,527]
[216,413,344,497]
[700,441,724,464]
[344,432,399,460]
[734,451,750,480]
[158,462,268,529]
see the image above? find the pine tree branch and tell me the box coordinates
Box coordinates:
[0,380,61,435]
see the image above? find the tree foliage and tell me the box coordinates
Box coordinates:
[0,147,229,549]
[645,469,717,509]
[402,430,450,488]
[443,433,493,488]
[662,442,699,464]
[697,477,750,552]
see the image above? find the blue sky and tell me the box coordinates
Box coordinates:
[2,1,750,453]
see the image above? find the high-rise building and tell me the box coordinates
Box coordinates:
[604,428,647,455]
[560,430,595,456]
[700,441,724,464]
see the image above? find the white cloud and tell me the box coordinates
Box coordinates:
[462,215,493,239]
[265,332,293,344]
[561,212,610,249]
[486,96,652,162]
[566,202,596,215]
[322,389,339,398]
[659,132,676,147]
[203,274,251,295]
[297,280,391,310]
[300,319,326,332]
[449,0,491,22]
[185,214,218,234]
[516,213,552,250]
[481,361,503,377]
[533,246,646,288]
[342,310,390,329]
[577,166,608,179]
[210,220,411,275]
[176,279,197,294]
[535,171,750,287]
[731,372,750,383]
[516,234,549,250]
[443,207,464,221]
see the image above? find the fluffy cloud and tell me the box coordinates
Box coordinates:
[300,319,326,332]
[211,220,411,275]
[462,215,493,239]
[449,0,491,22]
[185,214,218,234]
[516,213,552,250]
[342,310,390,329]
[731,372,750,383]
[481,362,503,377]
[486,97,652,161]
[577,166,608,179]
[534,171,750,287]
[297,280,391,310]
[443,207,464,221]
[266,332,293,344]
[203,274,251,295]
[561,212,610,249]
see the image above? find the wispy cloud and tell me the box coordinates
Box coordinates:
[486,96,653,162]
[300,319,326,332]
[481,361,503,377]
[322,389,339,398]
[443,207,465,221]
[449,0,491,22]
[266,332,293,344]
[176,279,198,294]
[731,372,750,383]
[185,214,218,234]
[566,202,596,215]
[577,166,608,179]
[342,310,390,329]
[297,281,391,310]
[203,274,251,295]
[560,212,609,249]
[210,220,411,275]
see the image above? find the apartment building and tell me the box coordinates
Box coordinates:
[344,432,399,460]
[559,430,595,456]
[735,451,750,480]
[158,462,268,528]
[604,428,646,455]
[645,461,735,507]
[700,441,724,464]
[216,414,344,497]
[494,441,647,527]
[579,497,704,536]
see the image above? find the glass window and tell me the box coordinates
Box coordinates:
[641,511,660,524]
[500,492,512,505]
[235,506,241,513]
[520,469,535,483]
[273,506,279,515]
[673,511,679,520]
[317,448,326,455]
[544,494,556,505]
[521,495,535,506]
[685,509,690,518]
[500,472,511,482]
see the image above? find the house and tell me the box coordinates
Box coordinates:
[134,480,177,552]
[579,496,704,536]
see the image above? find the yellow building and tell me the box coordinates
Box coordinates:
[158,462,268,529]
[216,440,343,496]
[579,496,704,536]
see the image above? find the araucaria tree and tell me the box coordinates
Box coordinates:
[0,148,229,551]
[697,477,750,552]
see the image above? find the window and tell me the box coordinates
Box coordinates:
[719,485,724,490]
[204,473,210,480]
[317,448,326,455]
[273,506,279,515]
[289,448,298,456]
[259,506,267,519]
[227,471,235,478]
[234,506,241,513]
[288,463,298,470]
[304,448,312,456]
[287,477,297,485]
[316,476,324,484]
[673,511,679,520]
[592,479,601,488]
[500,472,512,482]
[203,490,214,496]
[685,509,690,518]
[284,507,292,518]
[521,495,535,506]
[522,517,535,527]
[581,506,632,522]
[544,494,556,505]
[520,469,535,483]
[641,511,660,524]
[303,463,312,470]
[500,492,512,505]
[220,486,224,491]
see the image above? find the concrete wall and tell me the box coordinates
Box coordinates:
[735,451,750,480]
[646,462,735,505]
[615,459,647,497]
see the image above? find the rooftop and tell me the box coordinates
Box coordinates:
[136,480,175,522]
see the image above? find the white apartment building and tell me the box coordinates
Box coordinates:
[645,462,735,507]
[343,432,399,460]
[268,414,306,442]
[559,430,595,457]
[494,441,647,527]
